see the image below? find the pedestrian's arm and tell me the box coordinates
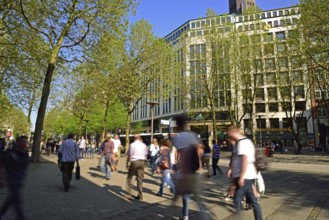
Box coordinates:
[126,146,131,168]
[239,155,248,186]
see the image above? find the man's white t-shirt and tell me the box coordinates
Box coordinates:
[112,139,121,153]
[79,139,86,149]
[237,138,258,180]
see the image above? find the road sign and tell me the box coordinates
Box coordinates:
[160,120,177,128]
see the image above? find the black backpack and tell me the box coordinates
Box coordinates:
[236,138,268,172]
[255,148,268,172]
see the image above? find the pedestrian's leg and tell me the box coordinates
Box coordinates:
[127,162,136,194]
[136,161,144,199]
[233,178,244,214]
[62,163,70,191]
[0,192,14,216]
[182,194,190,218]
[157,174,165,196]
[245,180,263,220]
[12,189,26,220]
[205,157,210,177]
[68,162,74,184]
[212,158,218,175]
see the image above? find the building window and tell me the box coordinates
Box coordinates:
[270,118,280,128]
[239,16,243,22]
[244,119,252,129]
[273,11,277,17]
[196,21,200,28]
[267,12,272,18]
[294,86,305,99]
[295,101,306,111]
[274,20,279,27]
[317,108,328,117]
[278,57,288,69]
[261,13,265,19]
[277,43,286,53]
[255,88,265,101]
[281,102,292,111]
[278,72,289,85]
[265,58,275,70]
[264,33,273,42]
[267,87,278,100]
[269,103,279,112]
[279,10,283,16]
[256,118,266,128]
[282,118,293,129]
[264,44,274,55]
[255,74,264,86]
[276,31,286,40]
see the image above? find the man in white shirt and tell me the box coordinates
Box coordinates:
[126,135,148,200]
[78,136,86,159]
[112,135,122,169]
[227,125,263,220]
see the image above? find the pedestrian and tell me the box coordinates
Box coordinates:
[171,115,204,220]
[156,138,175,197]
[46,138,51,156]
[225,138,236,201]
[149,138,160,174]
[212,139,223,176]
[89,141,95,159]
[58,133,79,192]
[126,134,148,200]
[112,134,122,170]
[0,135,29,220]
[101,134,115,180]
[202,142,211,178]
[227,125,263,220]
[78,136,86,159]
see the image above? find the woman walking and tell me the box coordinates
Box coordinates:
[149,138,160,174]
[156,138,175,197]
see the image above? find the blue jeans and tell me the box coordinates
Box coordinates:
[150,156,157,172]
[158,169,175,195]
[89,148,94,158]
[182,194,190,217]
[100,156,111,179]
[234,178,263,220]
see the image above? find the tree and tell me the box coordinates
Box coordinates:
[113,20,177,152]
[2,0,135,162]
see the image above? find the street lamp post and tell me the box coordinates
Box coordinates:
[258,115,262,147]
[85,120,89,139]
[146,101,159,141]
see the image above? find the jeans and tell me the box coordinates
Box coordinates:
[182,194,190,217]
[150,156,157,172]
[158,169,175,195]
[0,185,26,220]
[79,148,84,159]
[234,178,263,220]
[212,158,223,175]
[89,148,94,158]
[103,156,111,179]
[61,162,75,191]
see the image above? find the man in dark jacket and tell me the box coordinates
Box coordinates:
[0,135,29,220]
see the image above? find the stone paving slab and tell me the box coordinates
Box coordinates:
[0,154,328,220]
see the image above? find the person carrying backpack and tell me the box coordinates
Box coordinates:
[171,115,203,220]
[226,125,263,220]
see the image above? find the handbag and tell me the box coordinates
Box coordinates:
[75,165,80,180]
[158,156,170,170]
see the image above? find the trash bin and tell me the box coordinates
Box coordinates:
[265,146,271,157]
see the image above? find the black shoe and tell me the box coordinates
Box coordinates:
[207,175,211,178]
[133,195,143,200]
[156,192,163,197]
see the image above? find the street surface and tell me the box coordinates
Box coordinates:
[0,152,328,220]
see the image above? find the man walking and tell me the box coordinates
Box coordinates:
[102,134,115,180]
[171,115,204,220]
[126,135,147,200]
[212,139,223,176]
[112,134,122,170]
[78,136,86,159]
[58,133,79,192]
[227,125,263,220]
[0,136,29,220]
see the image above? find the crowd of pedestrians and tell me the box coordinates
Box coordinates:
[0,114,266,220]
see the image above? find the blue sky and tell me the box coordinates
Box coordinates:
[130,0,300,37]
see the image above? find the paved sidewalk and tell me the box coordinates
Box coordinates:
[0,154,328,220]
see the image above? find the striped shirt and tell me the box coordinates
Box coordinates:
[212,144,220,159]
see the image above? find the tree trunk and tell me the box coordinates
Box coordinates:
[124,111,132,154]
[101,99,110,142]
[211,104,217,142]
[31,62,55,162]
